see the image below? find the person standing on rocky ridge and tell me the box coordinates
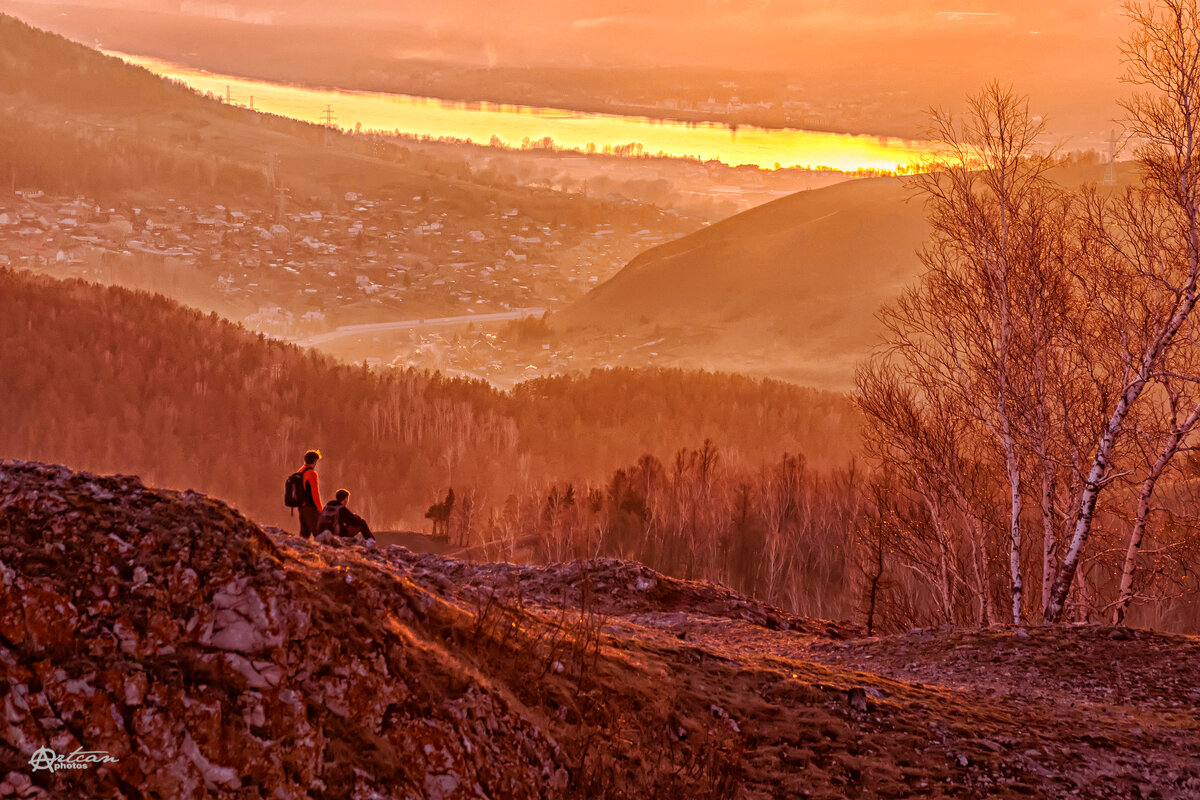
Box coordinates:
[290,449,322,538]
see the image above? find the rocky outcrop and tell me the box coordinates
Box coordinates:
[373,549,858,639]
[0,461,567,799]
[3,459,1200,799]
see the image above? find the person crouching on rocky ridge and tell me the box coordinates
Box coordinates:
[318,489,374,540]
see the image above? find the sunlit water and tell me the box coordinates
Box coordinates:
[112,51,932,172]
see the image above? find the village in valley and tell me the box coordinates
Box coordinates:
[1,118,856,385]
[0,178,828,386]
[0,186,684,345]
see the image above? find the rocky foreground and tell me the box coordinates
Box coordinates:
[0,461,1198,799]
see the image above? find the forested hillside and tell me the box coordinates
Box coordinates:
[0,269,857,529]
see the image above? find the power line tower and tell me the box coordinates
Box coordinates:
[1102,129,1118,186]
[274,185,290,224]
[321,105,336,147]
[267,151,289,222]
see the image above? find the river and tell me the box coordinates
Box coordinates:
[112,51,930,173]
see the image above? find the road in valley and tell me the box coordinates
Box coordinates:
[298,308,546,347]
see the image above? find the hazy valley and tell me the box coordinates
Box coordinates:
[4,3,1200,798]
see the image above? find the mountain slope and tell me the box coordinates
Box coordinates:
[557,176,925,389]
[567,176,919,331]
[559,162,1123,390]
[0,12,637,212]
[1,13,402,202]
[2,461,1198,798]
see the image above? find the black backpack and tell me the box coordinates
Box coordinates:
[284,466,313,509]
[317,504,342,537]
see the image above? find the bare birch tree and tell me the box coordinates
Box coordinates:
[856,361,999,625]
[1044,0,1200,622]
[1112,332,1200,622]
[873,84,1061,624]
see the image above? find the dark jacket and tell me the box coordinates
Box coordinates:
[317,500,373,539]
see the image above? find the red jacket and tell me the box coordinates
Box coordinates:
[300,466,321,509]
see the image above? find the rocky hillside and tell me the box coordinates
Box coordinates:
[1,460,1198,799]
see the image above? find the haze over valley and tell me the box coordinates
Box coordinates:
[2,7,1134,388]
[6,3,1200,798]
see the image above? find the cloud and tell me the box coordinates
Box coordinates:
[570,16,645,30]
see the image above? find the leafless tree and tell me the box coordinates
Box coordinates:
[1044,0,1200,622]
[869,84,1062,624]
[856,362,999,625]
[1112,342,1200,622]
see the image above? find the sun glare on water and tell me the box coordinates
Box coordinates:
[111,51,931,173]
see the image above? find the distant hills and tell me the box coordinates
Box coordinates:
[0,13,620,212]
[559,161,1125,390]
[0,13,363,202]
[2,0,1124,141]
[0,13,698,368]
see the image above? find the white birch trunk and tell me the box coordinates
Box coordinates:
[1112,473,1159,626]
[1112,401,1200,624]
[1043,389,1136,622]
[1039,453,1058,614]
